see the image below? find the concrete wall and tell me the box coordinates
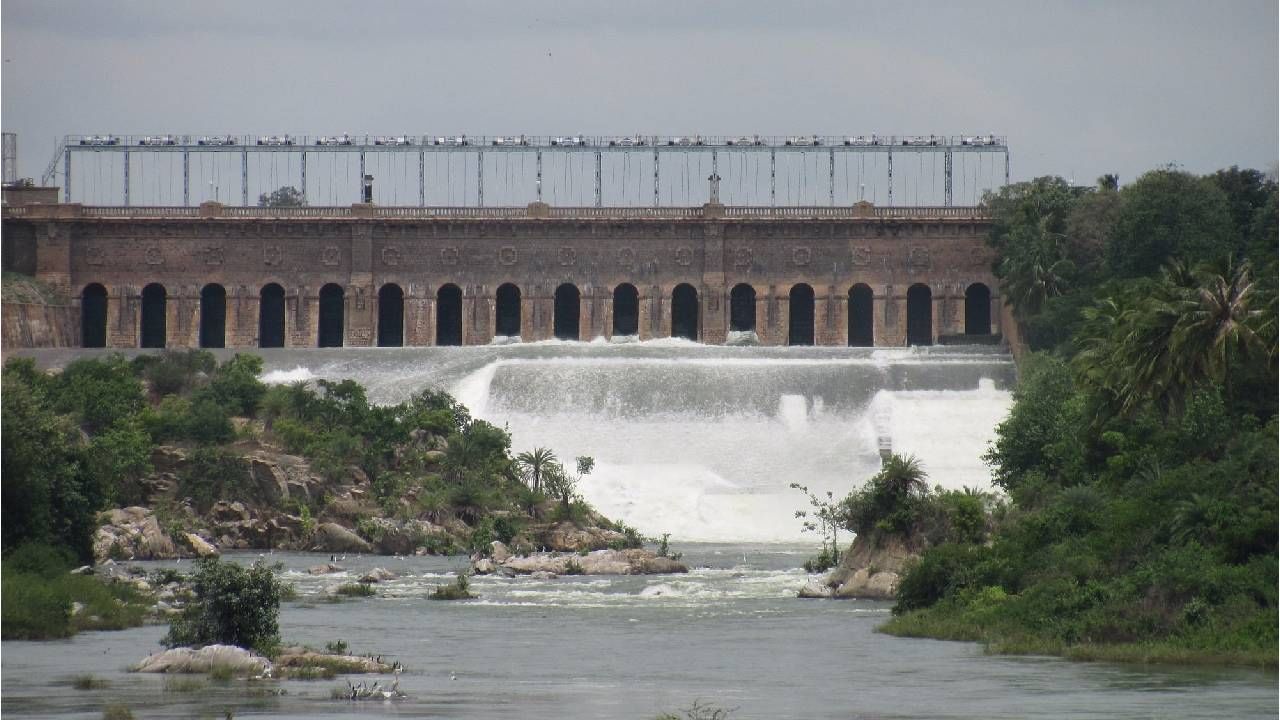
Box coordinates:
[4,205,1002,349]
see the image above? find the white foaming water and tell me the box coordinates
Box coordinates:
[260,366,319,385]
[244,344,1015,543]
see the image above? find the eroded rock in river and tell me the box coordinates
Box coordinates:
[94,507,178,561]
[476,548,688,576]
[310,522,374,554]
[132,645,272,676]
[807,532,924,601]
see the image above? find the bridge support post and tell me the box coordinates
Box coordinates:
[183,150,190,206]
[358,151,366,204]
[477,151,484,207]
[300,151,307,203]
[63,148,70,203]
[828,149,835,206]
[419,151,425,207]
[535,151,543,202]
[944,149,953,206]
[594,151,602,207]
[887,150,893,207]
[1004,150,1010,186]
[241,149,248,206]
[770,149,776,207]
[123,150,130,206]
[653,149,660,207]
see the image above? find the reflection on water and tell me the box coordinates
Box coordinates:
[2,549,1276,720]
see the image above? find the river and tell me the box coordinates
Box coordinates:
[3,344,1275,718]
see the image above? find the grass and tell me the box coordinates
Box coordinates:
[71,674,110,690]
[101,705,135,720]
[1,568,150,640]
[163,676,208,693]
[429,574,476,601]
[333,582,375,598]
[880,607,1279,669]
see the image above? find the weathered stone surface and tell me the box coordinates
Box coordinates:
[489,541,511,564]
[797,581,832,599]
[181,532,219,557]
[273,648,396,674]
[360,567,397,583]
[311,523,373,553]
[308,562,345,575]
[831,568,900,600]
[132,645,272,676]
[492,548,687,576]
[820,532,923,600]
[94,507,178,562]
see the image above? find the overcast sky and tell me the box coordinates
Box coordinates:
[2,0,1276,196]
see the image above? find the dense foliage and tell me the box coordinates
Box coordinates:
[1,543,148,640]
[163,556,284,653]
[885,166,1278,665]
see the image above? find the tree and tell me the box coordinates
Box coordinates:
[164,557,283,654]
[515,447,558,493]
[790,482,843,571]
[1106,168,1233,278]
[258,186,307,208]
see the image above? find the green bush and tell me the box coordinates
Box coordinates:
[204,354,266,416]
[164,557,284,654]
[1,545,149,640]
[177,447,250,512]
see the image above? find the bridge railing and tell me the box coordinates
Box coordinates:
[6,203,991,220]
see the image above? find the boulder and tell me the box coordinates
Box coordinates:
[797,581,833,599]
[181,533,219,557]
[311,523,373,554]
[489,541,511,563]
[250,458,290,505]
[831,569,900,600]
[360,567,397,583]
[496,548,687,576]
[132,645,272,676]
[273,648,395,674]
[308,563,345,575]
[473,559,496,575]
[209,501,250,524]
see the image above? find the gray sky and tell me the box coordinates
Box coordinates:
[2,0,1276,201]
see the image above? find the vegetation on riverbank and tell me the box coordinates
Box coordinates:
[880,166,1278,667]
[1,544,150,640]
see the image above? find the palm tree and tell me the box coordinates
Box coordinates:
[877,454,929,499]
[514,447,557,493]
[1172,257,1267,399]
[1000,216,1074,319]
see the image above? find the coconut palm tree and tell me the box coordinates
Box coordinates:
[514,447,557,493]
[999,217,1074,319]
[1172,257,1267,398]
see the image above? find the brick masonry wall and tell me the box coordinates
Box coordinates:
[6,214,1001,348]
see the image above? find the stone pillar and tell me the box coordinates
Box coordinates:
[816,284,844,346]
[701,221,727,345]
[170,284,198,348]
[347,224,375,346]
[877,284,905,347]
[230,285,257,347]
[403,283,432,346]
[291,285,314,348]
[108,284,136,348]
[465,285,493,346]
[581,284,608,342]
[527,283,553,341]
[35,223,72,299]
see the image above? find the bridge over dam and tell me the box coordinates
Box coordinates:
[2,194,1002,349]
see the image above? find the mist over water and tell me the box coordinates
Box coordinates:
[253,342,1016,542]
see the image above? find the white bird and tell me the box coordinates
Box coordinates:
[449,672,457,681]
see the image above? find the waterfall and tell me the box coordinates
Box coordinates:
[256,344,1015,542]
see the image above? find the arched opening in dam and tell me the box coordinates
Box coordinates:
[848,284,874,346]
[788,283,815,346]
[730,283,756,332]
[259,283,285,348]
[140,283,167,348]
[436,284,463,346]
[318,283,345,347]
[199,283,226,348]
[81,283,107,348]
[495,283,521,338]
[612,283,639,336]
[377,283,404,347]
[966,282,991,336]
[906,283,933,346]
[671,283,699,341]
[554,283,580,341]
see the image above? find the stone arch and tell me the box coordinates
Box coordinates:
[848,284,874,347]
[612,283,638,336]
[671,284,699,341]
[199,283,226,349]
[140,283,167,348]
[378,283,405,347]
[788,283,815,346]
[318,283,345,347]
[81,283,108,348]
[436,284,463,346]
[554,283,580,341]
[965,283,992,336]
[906,283,933,346]
[495,283,521,338]
[259,283,285,348]
[729,283,756,332]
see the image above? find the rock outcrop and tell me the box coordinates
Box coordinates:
[806,531,924,601]
[311,523,374,554]
[474,548,688,576]
[132,645,272,676]
[94,507,179,561]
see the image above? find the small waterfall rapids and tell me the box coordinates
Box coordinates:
[257,343,1015,543]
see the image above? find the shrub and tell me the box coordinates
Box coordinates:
[430,574,476,600]
[334,582,375,598]
[177,447,250,513]
[163,557,284,654]
[52,355,145,431]
[204,354,266,416]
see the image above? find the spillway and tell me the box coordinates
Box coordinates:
[254,342,1016,542]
